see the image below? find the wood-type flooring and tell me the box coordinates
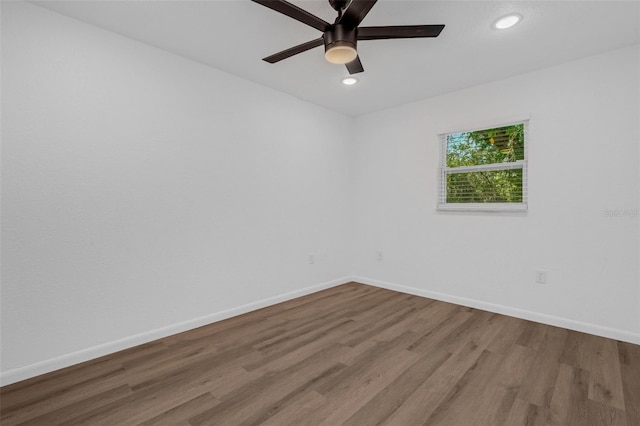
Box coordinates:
[1,282,639,425]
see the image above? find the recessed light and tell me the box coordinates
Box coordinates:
[342,77,358,86]
[494,14,522,30]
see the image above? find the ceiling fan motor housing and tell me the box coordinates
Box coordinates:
[323,24,357,63]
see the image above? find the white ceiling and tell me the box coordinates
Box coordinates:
[31,0,640,116]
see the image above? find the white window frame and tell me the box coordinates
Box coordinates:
[438,120,529,212]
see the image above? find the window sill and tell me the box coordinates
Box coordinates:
[437,203,528,212]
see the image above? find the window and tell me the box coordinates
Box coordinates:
[438,121,528,211]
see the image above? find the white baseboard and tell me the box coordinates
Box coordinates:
[4,275,636,387]
[354,276,640,345]
[0,277,351,387]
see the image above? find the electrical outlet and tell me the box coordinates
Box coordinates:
[535,270,547,284]
[309,254,315,265]
[376,251,384,262]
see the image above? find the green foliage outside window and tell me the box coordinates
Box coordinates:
[445,124,525,203]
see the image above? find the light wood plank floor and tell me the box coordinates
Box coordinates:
[2,282,639,425]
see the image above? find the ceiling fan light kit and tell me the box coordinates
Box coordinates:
[324,25,358,64]
[252,0,444,74]
[325,44,357,64]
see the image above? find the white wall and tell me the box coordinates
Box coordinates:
[352,45,640,342]
[1,2,353,384]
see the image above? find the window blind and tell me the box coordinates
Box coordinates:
[438,121,528,211]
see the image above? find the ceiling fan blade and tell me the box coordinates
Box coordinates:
[263,38,324,63]
[358,25,445,40]
[251,0,329,32]
[345,56,364,74]
[338,0,378,28]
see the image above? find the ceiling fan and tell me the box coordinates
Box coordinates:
[251,0,445,74]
